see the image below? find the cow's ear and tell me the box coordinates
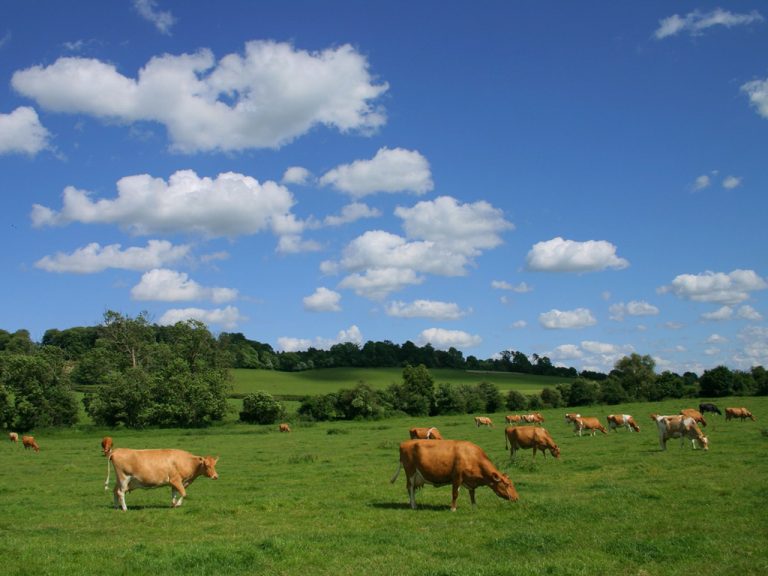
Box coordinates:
[214,456,219,464]
[491,472,502,483]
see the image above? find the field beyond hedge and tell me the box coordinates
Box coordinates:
[2,395,767,575]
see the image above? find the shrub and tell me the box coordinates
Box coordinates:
[506,390,528,411]
[240,391,284,425]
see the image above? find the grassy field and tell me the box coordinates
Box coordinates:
[1,396,766,575]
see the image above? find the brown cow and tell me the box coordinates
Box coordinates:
[390,439,518,511]
[521,413,544,425]
[564,413,581,424]
[279,423,291,432]
[505,415,522,424]
[474,416,494,428]
[106,448,219,511]
[572,416,607,436]
[725,407,755,421]
[505,426,560,459]
[680,409,707,427]
[606,414,640,432]
[22,436,39,452]
[8,432,18,443]
[654,415,708,450]
[409,427,443,440]
[101,436,113,456]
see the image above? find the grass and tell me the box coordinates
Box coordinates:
[1,397,766,575]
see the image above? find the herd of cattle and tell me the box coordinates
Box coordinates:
[6,403,756,512]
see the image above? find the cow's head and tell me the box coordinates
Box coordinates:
[490,472,519,502]
[549,445,561,459]
[200,456,219,480]
[698,436,709,451]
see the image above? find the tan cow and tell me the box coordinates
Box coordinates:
[564,413,581,424]
[606,414,640,432]
[505,426,560,459]
[8,432,18,443]
[680,408,707,427]
[409,427,443,440]
[654,415,708,450]
[101,436,113,456]
[521,413,545,425]
[725,407,755,421]
[391,439,518,511]
[572,416,607,436]
[105,448,219,511]
[474,416,494,428]
[22,436,39,452]
[505,415,522,424]
[279,423,291,432]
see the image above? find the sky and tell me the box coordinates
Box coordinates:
[1,1,767,375]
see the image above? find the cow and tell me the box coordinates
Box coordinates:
[521,413,544,425]
[390,439,518,511]
[606,414,640,432]
[101,436,113,456]
[279,423,291,433]
[8,432,18,443]
[505,415,522,425]
[654,415,708,451]
[409,427,443,440]
[564,413,581,424]
[105,448,219,511]
[474,416,494,428]
[725,407,755,422]
[22,436,39,452]
[680,409,707,427]
[699,402,722,416]
[572,416,607,436]
[505,426,560,459]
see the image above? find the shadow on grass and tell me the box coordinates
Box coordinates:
[369,501,452,511]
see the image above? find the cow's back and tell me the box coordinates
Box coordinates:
[110,448,193,485]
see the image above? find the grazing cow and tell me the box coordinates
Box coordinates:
[409,427,443,440]
[680,409,707,427]
[279,423,291,433]
[9,432,18,443]
[699,402,722,416]
[725,407,755,422]
[505,426,560,459]
[101,436,113,456]
[106,448,219,511]
[22,436,39,452]
[572,416,607,436]
[564,413,581,424]
[391,439,518,511]
[474,416,494,428]
[521,413,544,425]
[505,415,522,424]
[606,414,640,432]
[654,415,708,451]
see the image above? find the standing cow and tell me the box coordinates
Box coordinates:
[680,409,707,427]
[725,407,755,421]
[654,415,708,451]
[572,416,607,436]
[409,427,443,440]
[505,426,560,459]
[279,423,291,432]
[391,439,518,511]
[22,436,40,452]
[8,432,18,443]
[474,416,494,428]
[698,402,722,416]
[606,414,640,432]
[106,448,219,511]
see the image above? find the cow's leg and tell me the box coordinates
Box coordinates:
[468,487,477,509]
[451,480,461,512]
[115,477,130,511]
[170,477,187,507]
[406,476,417,510]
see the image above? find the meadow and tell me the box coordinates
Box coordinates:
[1,393,766,575]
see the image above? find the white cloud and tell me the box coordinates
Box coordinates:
[158,306,244,330]
[131,268,238,303]
[692,174,711,190]
[276,235,322,254]
[416,328,481,350]
[339,266,424,300]
[659,269,767,305]
[539,308,597,329]
[323,202,380,227]
[655,9,763,39]
[609,300,660,321]
[303,287,342,312]
[549,344,583,361]
[511,320,527,329]
[12,41,388,152]
[0,107,50,155]
[737,305,763,321]
[526,237,628,272]
[707,334,728,344]
[492,280,532,292]
[319,147,433,197]
[742,79,768,119]
[722,175,742,190]
[701,306,733,321]
[282,166,313,185]
[35,240,189,273]
[31,170,301,241]
[386,300,468,320]
[277,324,363,351]
[133,0,175,35]
[736,326,768,367]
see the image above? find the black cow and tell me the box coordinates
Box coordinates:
[699,402,722,416]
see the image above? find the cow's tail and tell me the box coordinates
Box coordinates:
[104,452,113,491]
[390,461,402,484]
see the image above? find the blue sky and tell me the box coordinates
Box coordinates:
[1,1,767,374]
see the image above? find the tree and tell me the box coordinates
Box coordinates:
[539,387,563,408]
[475,381,503,412]
[239,391,283,424]
[391,364,435,416]
[434,383,466,415]
[506,390,528,411]
[699,365,734,397]
[100,310,154,369]
[612,354,656,400]
[566,379,599,407]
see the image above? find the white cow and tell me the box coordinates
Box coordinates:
[654,415,708,451]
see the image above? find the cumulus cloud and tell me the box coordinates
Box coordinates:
[158,305,244,329]
[722,175,742,189]
[12,41,388,152]
[131,268,238,303]
[526,237,628,272]
[31,169,302,241]
[0,107,50,155]
[549,340,635,372]
[303,287,342,312]
[416,328,482,350]
[277,325,363,352]
[386,300,468,320]
[742,79,768,119]
[659,269,767,305]
[738,305,763,321]
[35,240,189,273]
[492,280,533,292]
[655,9,763,39]
[276,235,322,254]
[539,308,597,329]
[609,300,660,321]
[701,306,733,321]
[692,174,711,191]
[319,147,433,197]
[133,0,175,35]
[323,202,380,227]
[282,166,313,186]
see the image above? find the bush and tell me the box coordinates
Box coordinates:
[240,391,284,424]
[506,390,528,411]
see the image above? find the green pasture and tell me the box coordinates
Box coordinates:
[1,397,766,575]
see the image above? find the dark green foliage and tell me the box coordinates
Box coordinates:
[699,365,734,397]
[239,391,284,424]
[335,383,390,420]
[506,389,528,411]
[389,364,435,416]
[539,387,563,408]
[566,378,599,406]
[599,378,629,404]
[297,393,338,421]
[475,381,503,412]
